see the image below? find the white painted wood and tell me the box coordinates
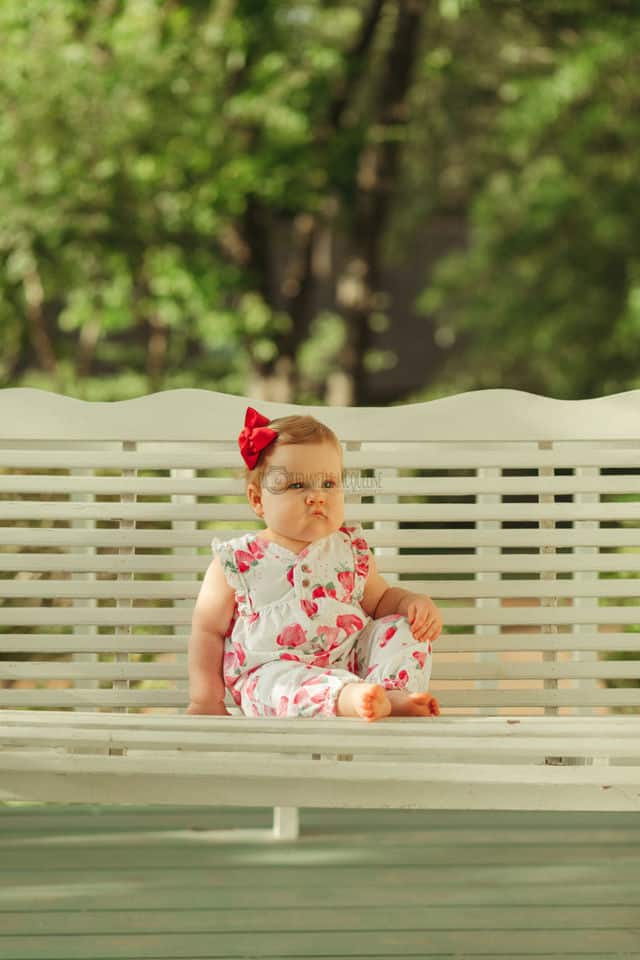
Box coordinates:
[5,632,640,660]
[5,551,640,574]
[70,464,100,704]
[0,662,186,681]
[2,603,638,629]
[426,579,639,599]
[4,576,640,601]
[372,466,400,586]
[3,444,640,473]
[432,661,640,681]
[1,387,639,821]
[2,581,201,599]
[4,386,640,441]
[474,466,501,717]
[572,466,602,717]
[0,634,186,653]
[3,500,640,522]
[0,607,193,625]
[3,710,638,737]
[1,748,638,811]
[435,632,640,652]
[3,442,640,469]
[432,608,638,625]
[2,656,636,684]
[1,686,639,710]
[2,472,638,496]
[0,726,632,759]
[2,525,638,549]
[172,466,200,701]
[272,807,300,840]
[0,554,208,573]
[0,690,188,708]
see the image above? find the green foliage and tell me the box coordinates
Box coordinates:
[0,0,370,399]
[2,0,639,402]
[420,7,640,399]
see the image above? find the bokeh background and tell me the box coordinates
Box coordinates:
[2,0,639,405]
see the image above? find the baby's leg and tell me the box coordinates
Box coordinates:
[236,659,387,720]
[353,615,439,717]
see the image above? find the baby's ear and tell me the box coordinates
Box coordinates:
[246,482,264,516]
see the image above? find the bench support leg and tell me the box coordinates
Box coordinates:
[273,806,299,840]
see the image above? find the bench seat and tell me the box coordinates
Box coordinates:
[1,711,639,812]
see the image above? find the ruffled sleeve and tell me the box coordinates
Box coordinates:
[340,523,371,602]
[211,537,251,615]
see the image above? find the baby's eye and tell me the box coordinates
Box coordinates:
[288,481,304,490]
[322,480,337,489]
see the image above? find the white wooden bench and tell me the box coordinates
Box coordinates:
[1,387,639,840]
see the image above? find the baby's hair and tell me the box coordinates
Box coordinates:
[242,414,342,489]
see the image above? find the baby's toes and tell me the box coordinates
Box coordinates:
[407,692,440,717]
[363,684,391,721]
[428,695,440,716]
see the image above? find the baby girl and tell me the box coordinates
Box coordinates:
[187,406,442,721]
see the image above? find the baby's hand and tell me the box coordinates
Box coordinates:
[187,698,230,717]
[406,596,442,643]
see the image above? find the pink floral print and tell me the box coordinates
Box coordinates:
[300,598,319,618]
[276,623,308,648]
[336,613,364,636]
[210,523,434,718]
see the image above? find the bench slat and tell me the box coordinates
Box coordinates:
[3,501,640,522]
[434,661,640,681]
[2,445,640,469]
[1,659,637,684]
[2,474,638,497]
[0,605,637,628]
[1,748,638,811]
[2,527,639,549]
[438,633,640,653]
[0,634,186,653]
[424,581,640,599]
[2,725,639,762]
[2,581,200,600]
[0,608,192,626]
[3,552,640,575]
[430,689,640,707]
[1,632,638,654]
[0,690,187,707]
[0,555,207,574]
[3,710,638,736]
[1,688,639,709]
[0,662,184,681]
[1,380,639,441]
[3,577,640,601]
[441,608,640,626]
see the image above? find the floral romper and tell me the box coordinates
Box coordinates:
[211,523,433,718]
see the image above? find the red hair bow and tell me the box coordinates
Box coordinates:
[238,406,278,469]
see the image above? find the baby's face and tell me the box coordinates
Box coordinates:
[250,441,344,545]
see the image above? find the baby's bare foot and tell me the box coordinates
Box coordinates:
[386,690,440,717]
[336,683,391,722]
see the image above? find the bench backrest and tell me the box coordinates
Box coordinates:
[1,387,639,716]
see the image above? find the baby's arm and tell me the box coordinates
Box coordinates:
[361,552,442,644]
[187,555,236,716]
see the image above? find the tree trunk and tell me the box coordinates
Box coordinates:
[23,265,57,375]
[233,1,425,406]
[336,0,425,406]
